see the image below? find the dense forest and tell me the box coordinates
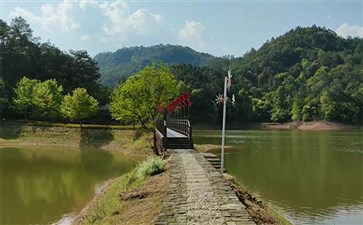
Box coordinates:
[228,26,363,124]
[1,17,362,125]
[95,44,215,86]
[0,17,110,120]
[96,26,363,125]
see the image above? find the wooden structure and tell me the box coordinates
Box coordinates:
[154,93,193,154]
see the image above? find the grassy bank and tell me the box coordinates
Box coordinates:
[74,157,169,225]
[0,121,152,156]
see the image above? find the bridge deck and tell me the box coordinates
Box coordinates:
[166,128,187,138]
[156,149,255,225]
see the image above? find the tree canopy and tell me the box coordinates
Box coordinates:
[61,88,99,123]
[110,64,180,131]
[170,26,363,125]
[0,17,107,118]
[94,44,215,87]
[12,77,40,119]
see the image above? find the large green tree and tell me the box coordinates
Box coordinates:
[61,88,99,126]
[32,79,63,120]
[12,77,40,120]
[110,64,179,131]
[0,77,8,119]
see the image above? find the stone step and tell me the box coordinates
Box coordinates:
[203,153,219,158]
[207,158,221,162]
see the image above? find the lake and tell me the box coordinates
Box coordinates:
[194,129,363,224]
[0,147,138,225]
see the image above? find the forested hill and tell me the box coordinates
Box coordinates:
[94,44,215,86]
[172,26,363,124]
[1,17,362,124]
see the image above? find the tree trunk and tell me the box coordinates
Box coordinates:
[153,130,161,155]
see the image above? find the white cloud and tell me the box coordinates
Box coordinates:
[79,0,98,11]
[100,1,163,36]
[7,0,166,55]
[80,35,91,41]
[9,0,163,38]
[9,1,79,32]
[127,9,164,35]
[336,23,363,38]
[100,1,130,35]
[179,20,206,49]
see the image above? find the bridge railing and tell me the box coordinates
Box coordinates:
[167,118,192,139]
[154,119,166,155]
[156,119,166,137]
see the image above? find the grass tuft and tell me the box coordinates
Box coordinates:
[137,157,166,179]
[77,157,167,225]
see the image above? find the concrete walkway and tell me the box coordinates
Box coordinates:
[167,128,187,138]
[155,149,255,225]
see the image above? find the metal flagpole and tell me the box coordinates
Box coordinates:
[221,76,228,173]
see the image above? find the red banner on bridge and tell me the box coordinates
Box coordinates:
[158,92,192,113]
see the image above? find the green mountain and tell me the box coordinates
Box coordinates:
[95,44,216,87]
[171,26,363,124]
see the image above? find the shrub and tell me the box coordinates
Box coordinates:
[137,157,166,179]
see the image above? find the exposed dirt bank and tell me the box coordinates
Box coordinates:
[198,145,291,225]
[223,174,291,225]
[262,121,361,130]
[0,122,153,157]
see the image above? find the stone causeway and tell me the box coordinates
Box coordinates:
[155,149,255,225]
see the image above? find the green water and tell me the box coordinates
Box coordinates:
[0,147,137,225]
[194,130,363,224]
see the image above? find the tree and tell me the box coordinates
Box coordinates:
[110,64,179,131]
[233,88,253,121]
[69,50,100,88]
[0,77,8,119]
[61,88,99,126]
[4,17,39,87]
[271,86,291,122]
[12,77,40,119]
[32,79,63,120]
[190,88,218,123]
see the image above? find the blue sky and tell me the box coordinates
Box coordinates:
[1,0,362,57]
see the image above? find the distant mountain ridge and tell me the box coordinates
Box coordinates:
[95,44,216,86]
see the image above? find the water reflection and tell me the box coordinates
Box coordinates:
[0,147,137,225]
[194,130,363,224]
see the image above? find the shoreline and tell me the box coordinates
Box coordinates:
[261,121,361,130]
[224,173,291,225]
[0,122,153,157]
[195,146,291,224]
[1,121,347,224]
[193,120,362,131]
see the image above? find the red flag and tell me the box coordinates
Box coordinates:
[227,70,232,90]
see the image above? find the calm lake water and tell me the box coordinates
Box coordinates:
[194,129,363,224]
[0,147,138,225]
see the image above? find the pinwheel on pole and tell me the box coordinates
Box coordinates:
[216,68,236,173]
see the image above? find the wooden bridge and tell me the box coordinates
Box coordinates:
[153,93,256,224]
[154,118,194,154]
[154,93,194,154]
